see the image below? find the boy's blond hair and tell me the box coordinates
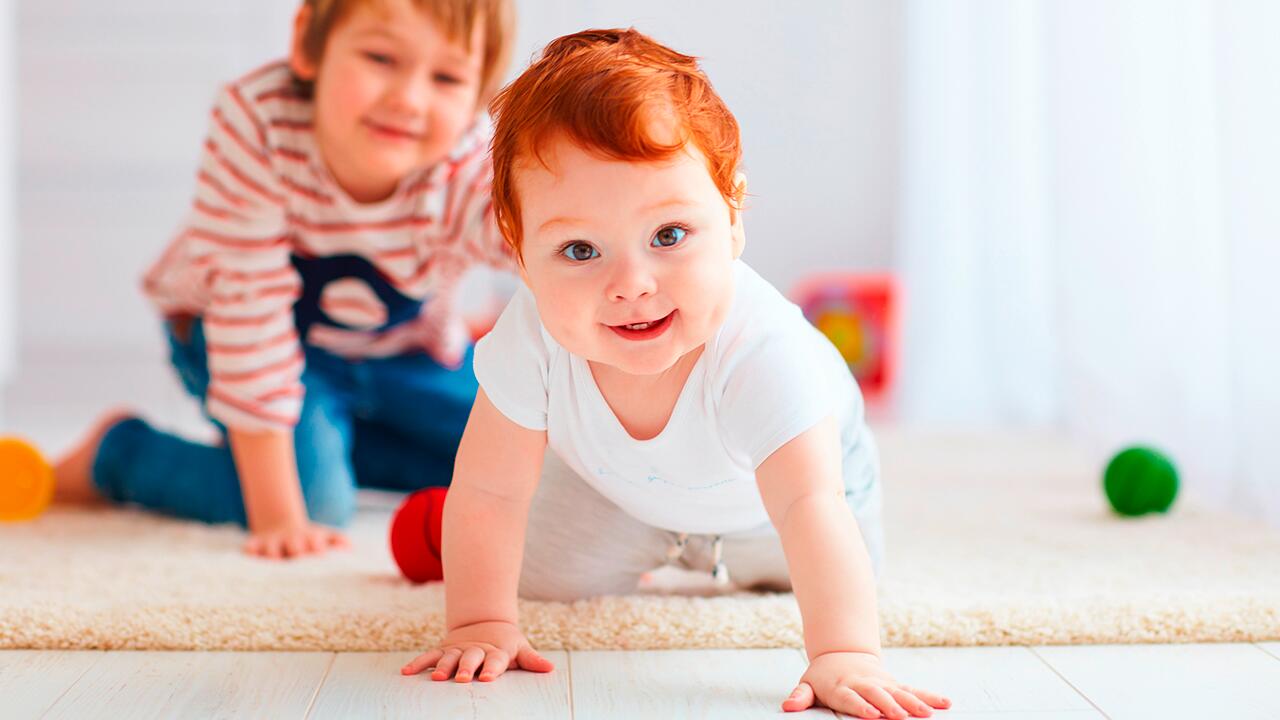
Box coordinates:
[295,0,515,105]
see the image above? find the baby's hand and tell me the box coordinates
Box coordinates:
[401,620,555,683]
[782,651,950,718]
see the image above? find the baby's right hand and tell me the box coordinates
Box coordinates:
[401,621,555,683]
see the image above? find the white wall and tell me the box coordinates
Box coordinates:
[16,1,295,361]
[15,1,898,362]
[1,0,15,385]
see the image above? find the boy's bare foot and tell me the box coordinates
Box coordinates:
[53,409,135,504]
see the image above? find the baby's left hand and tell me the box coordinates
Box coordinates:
[782,651,950,718]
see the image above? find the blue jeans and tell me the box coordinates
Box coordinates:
[91,320,477,527]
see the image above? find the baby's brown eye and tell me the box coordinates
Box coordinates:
[652,226,687,247]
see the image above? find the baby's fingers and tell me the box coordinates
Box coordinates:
[453,647,487,683]
[900,685,951,710]
[401,649,443,675]
[431,648,462,681]
[859,685,909,720]
[829,687,882,719]
[781,682,815,712]
[478,651,511,682]
[514,646,555,673]
[889,687,938,717]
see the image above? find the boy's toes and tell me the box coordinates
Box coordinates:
[52,408,137,503]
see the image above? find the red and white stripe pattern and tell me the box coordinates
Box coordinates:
[142,61,513,431]
[318,278,388,330]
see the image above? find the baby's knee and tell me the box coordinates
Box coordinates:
[517,564,642,603]
[518,526,651,601]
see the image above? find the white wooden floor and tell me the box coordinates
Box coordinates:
[4,644,1280,719]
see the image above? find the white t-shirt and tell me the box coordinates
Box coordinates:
[474,260,871,535]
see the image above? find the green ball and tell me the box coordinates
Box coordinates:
[1103,446,1179,516]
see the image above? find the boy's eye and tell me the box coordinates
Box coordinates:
[559,242,600,262]
[651,225,687,248]
[363,51,395,66]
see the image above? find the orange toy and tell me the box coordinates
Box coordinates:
[0,437,55,522]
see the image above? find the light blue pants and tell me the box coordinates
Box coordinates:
[519,438,884,602]
[91,319,477,527]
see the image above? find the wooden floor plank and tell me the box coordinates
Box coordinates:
[877,646,1096,715]
[1034,643,1280,719]
[571,648,833,719]
[15,644,1280,719]
[307,651,570,720]
[41,651,333,720]
[0,650,104,719]
[921,707,1100,712]
[1258,643,1280,662]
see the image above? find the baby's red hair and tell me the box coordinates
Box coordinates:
[489,28,744,257]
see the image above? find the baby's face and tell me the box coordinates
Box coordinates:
[297,0,483,202]
[516,132,745,377]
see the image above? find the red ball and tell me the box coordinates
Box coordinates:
[389,487,447,583]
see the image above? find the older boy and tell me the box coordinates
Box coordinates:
[52,0,515,559]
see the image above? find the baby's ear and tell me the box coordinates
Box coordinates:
[288,4,319,81]
[730,172,747,259]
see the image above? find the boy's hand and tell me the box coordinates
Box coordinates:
[243,521,349,559]
[401,620,555,683]
[782,651,950,718]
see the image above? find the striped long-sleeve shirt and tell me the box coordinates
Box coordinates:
[143,61,513,431]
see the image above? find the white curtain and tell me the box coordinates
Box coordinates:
[899,0,1280,524]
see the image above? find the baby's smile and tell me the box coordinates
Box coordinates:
[607,310,676,340]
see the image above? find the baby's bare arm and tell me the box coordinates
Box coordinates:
[756,417,880,658]
[401,389,553,683]
[758,419,949,717]
[443,389,547,630]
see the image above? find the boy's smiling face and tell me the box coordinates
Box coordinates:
[516,130,746,377]
[291,0,483,203]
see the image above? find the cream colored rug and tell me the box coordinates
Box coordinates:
[2,431,1278,651]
